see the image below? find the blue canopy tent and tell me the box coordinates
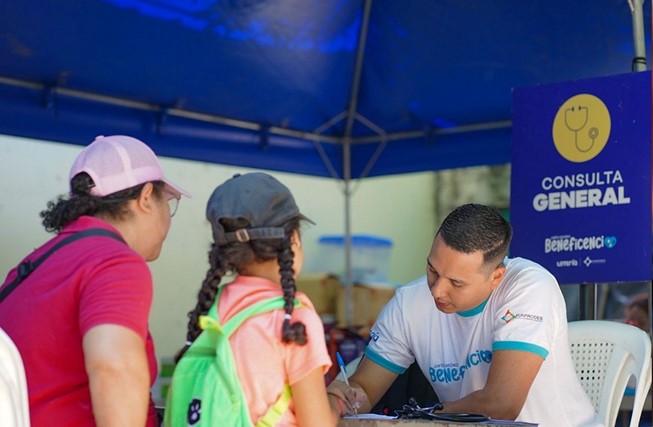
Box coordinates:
[1,0,648,177]
[0,0,649,323]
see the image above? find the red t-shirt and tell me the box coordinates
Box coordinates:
[0,216,158,426]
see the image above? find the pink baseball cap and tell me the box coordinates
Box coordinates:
[69,135,191,198]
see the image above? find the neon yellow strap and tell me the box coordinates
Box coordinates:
[198,315,222,332]
[256,384,292,427]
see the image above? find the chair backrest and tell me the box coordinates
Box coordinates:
[0,328,30,427]
[568,320,652,427]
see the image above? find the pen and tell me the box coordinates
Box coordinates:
[336,351,358,417]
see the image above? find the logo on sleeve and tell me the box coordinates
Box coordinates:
[501,309,543,323]
[501,310,516,323]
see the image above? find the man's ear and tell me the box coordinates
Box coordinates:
[489,264,506,290]
[134,182,155,214]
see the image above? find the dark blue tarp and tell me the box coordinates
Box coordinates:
[0,0,649,178]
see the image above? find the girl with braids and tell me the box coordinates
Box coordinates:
[0,135,190,427]
[173,172,338,426]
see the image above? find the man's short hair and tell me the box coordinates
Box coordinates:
[437,204,512,267]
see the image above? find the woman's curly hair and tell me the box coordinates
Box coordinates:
[40,172,165,233]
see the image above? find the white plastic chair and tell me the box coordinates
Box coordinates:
[568,320,652,427]
[0,328,30,427]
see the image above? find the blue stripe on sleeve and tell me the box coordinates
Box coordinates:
[364,347,407,374]
[493,340,549,359]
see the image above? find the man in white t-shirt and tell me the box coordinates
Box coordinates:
[327,204,603,427]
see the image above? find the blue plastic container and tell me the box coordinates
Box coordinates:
[317,234,393,284]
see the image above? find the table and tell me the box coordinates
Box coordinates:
[339,421,473,427]
[338,417,535,427]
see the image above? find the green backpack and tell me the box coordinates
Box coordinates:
[164,287,300,427]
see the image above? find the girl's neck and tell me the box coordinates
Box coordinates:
[239,259,282,284]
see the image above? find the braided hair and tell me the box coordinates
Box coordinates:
[177,216,307,362]
[40,172,165,233]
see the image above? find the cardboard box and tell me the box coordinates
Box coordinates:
[336,284,396,331]
[295,273,340,315]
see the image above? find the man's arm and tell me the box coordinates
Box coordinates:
[327,356,399,415]
[83,324,150,427]
[442,349,543,420]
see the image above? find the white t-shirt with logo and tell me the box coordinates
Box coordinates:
[366,257,603,427]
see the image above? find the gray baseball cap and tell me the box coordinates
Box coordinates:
[206,172,315,245]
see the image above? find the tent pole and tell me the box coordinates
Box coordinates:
[627,0,648,71]
[341,0,374,327]
[0,75,341,145]
[352,120,512,144]
[578,283,598,320]
[343,139,354,327]
[0,76,512,148]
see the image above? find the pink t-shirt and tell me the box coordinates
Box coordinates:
[0,216,158,427]
[217,275,332,426]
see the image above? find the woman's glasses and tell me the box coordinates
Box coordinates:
[99,183,181,217]
[164,189,181,217]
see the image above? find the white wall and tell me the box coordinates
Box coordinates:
[0,134,436,360]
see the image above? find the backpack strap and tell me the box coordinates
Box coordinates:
[202,285,303,425]
[219,296,301,337]
[0,228,125,303]
[256,384,292,427]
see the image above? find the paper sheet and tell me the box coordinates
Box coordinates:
[342,414,397,420]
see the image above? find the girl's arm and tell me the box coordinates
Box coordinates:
[291,367,340,427]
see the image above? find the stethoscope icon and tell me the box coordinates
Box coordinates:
[564,105,599,152]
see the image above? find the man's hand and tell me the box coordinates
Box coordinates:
[326,356,400,416]
[326,379,364,416]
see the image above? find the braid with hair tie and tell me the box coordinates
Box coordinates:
[175,217,309,362]
[175,244,226,362]
[278,235,307,345]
